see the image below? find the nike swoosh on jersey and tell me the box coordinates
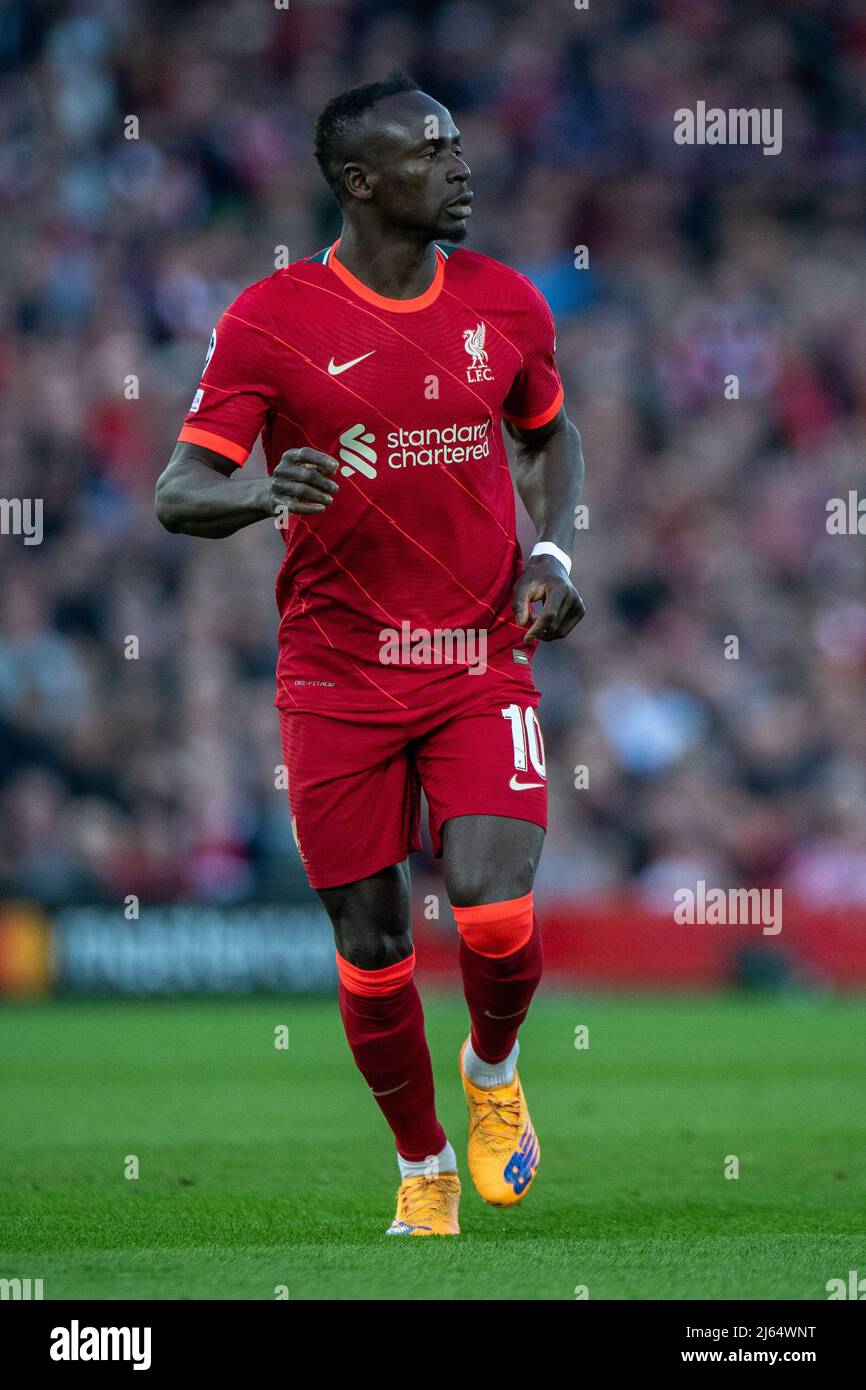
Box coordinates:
[509,774,545,790]
[328,350,376,375]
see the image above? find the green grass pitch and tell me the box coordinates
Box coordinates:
[1,993,864,1300]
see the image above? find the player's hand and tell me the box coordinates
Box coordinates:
[513,555,586,643]
[268,448,340,517]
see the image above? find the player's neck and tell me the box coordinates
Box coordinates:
[334,225,439,301]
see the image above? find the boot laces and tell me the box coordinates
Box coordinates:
[398,1174,456,1224]
[472,1092,521,1150]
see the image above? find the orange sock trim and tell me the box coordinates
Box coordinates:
[335,949,416,997]
[452,892,534,959]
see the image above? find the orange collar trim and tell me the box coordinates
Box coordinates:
[327,239,445,312]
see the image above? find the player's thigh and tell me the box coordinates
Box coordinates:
[415,697,548,904]
[278,708,421,901]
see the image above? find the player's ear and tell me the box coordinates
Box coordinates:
[343,164,374,202]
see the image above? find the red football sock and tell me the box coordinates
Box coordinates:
[336,949,446,1162]
[453,892,543,1065]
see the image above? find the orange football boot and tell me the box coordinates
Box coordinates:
[459,1038,539,1206]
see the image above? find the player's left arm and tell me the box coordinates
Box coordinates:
[505,405,586,642]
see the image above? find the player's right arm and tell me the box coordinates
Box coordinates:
[155,442,338,538]
[154,281,338,538]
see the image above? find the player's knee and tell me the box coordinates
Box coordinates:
[336,942,416,995]
[446,859,536,911]
[452,891,535,958]
[331,922,413,972]
[318,865,412,969]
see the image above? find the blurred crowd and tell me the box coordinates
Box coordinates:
[2,0,866,909]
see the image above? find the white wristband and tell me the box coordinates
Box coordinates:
[530,541,572,575]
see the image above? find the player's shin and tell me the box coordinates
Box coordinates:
[335,949,449,1166]
[453,891,543,1082]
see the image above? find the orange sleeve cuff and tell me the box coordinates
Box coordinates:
[177,425,250,465]
[503,383,564,431]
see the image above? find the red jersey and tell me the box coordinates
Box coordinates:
[177,239,563,716]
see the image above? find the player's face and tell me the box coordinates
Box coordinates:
[359,93,473,241]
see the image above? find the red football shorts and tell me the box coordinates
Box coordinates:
[277,694,548,890]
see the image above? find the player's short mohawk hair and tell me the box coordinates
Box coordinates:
[314,70,420,203]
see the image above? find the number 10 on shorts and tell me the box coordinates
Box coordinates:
[501,704,546,780]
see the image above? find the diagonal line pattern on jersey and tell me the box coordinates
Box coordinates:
[297,519,400,626]
[296,521,486,674]
[272,405,501,645]
[329,469,499,614]
[441,286,528,370]
[286,270,519,415]
[228,304,514,532]
[232,296,516,528]
[275,672,298,706]
[225,295,541,651]
[269,403,501,617]
[304,610,410,709]
[283,274,520,500]
[223,310,404,427]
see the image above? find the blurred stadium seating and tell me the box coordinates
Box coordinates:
[2,1,866,991]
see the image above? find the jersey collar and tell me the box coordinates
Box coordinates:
[325,239,445,313]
